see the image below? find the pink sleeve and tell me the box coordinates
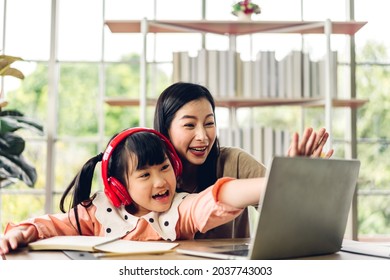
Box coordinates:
[177,177,243,239]
[4,204,103,239]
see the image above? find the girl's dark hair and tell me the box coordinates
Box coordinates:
[59,131,170,234]
[154,82,220,192]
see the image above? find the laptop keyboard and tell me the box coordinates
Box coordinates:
[218,249,249,256]
[211,244,250,256]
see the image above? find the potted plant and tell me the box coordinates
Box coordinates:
[0,54,44,188]
[232,0,261,20]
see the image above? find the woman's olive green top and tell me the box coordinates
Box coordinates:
[195,146,267,239]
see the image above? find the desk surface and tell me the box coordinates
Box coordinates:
[4,238,384,260]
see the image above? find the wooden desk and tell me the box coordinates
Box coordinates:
[4,238,384,260]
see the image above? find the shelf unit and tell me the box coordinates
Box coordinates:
[105,96,368,109]
[105,18,367,147]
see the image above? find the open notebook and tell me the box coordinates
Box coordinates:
[176,156,361,260]
[28,235,178,257]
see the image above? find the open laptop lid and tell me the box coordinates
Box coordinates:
[176,156,360,260]
[248,156,360,259]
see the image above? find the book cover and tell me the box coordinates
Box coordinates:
[242,60,253,98]
[207,50,219,97]
[252,126,264,163]
[197,48,208,86]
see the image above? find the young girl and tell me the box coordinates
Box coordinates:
[153,82,333,239]
[0,127,267,255]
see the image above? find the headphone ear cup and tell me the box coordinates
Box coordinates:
[104,183,121,208]
[104,177,132,207]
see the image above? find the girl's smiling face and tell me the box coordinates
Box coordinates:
[167,98,216,166]
[127,156,177,216]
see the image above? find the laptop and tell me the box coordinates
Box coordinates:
[176,156,361,260]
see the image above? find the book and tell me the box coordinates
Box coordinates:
[28,235,179,255]
[218,50,228,97]
[197,48,208,87]
[242,60,252,98]
[252,126,264,163]
[207,50,219,97]
[341,239,390,259]
[302,52,311,98]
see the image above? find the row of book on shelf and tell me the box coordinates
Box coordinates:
[173,49,338,100]
[218,126,291,166]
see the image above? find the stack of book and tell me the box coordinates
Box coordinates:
[172,49,338,100]
[218,126,291,166]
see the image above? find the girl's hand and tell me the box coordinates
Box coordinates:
[287,127,334,158]
[0,225,38,255]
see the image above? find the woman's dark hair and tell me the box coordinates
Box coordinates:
[154,82,220,192]
[59,131,170,234]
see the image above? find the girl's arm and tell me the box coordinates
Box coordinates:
[0,225,38,255]
[217,177,267,209]
[0,203,100,254]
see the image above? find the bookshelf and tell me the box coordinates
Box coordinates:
[105,96,367,109]
[104,18,367,147]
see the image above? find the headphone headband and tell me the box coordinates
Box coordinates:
[101,127,182,207]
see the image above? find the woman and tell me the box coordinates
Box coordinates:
[154,82,333,238]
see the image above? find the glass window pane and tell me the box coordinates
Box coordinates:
[358,195,390,236]
[105,62,140,98]
[104,32,142,62]
[0,0,4,48]
[1,195,45,232]
[105,106,140,136]
[302,0,346,21]
[147,62,172,98]
[4,0,51,60]
[154,34,202,61]
[54,141,99,193]
[156,0,201,20]
[206,0,234,20]
[57,0,103,61]
[5,62,49,124]
[57,63,99,136]
[105,0,154,20]
[355,0,390,54]
[261,0,302,21]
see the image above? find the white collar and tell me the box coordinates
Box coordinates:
[93,191,188,241]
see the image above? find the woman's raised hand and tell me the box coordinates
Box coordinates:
[287,127,334,158]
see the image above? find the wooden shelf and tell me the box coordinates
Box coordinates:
[105,20,367,36]
[105,97,368,109]
[105,97,157,107]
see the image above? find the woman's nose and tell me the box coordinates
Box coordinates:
[195,127,207,141]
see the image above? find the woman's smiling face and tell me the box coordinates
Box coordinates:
[167,98,217,166]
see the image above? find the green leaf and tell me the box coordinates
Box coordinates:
[0,110,44,134]
[0,115,24,133]
[0,67,24,79]
[0,55,24,79]
[0,132,25,156]
[0,153,37,188]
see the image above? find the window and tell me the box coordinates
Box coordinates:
[1,0,389,240]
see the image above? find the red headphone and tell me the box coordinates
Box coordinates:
[101,127,182,207]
